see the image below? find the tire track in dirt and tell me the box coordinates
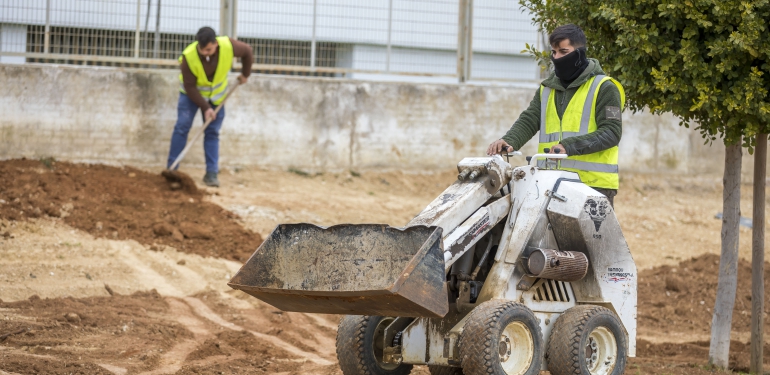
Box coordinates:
[284,312,338,358]
[135,297,212,375]
[97,363,127,375]
[183,296,335,366]
[304,313,339,331]
[117,246,185,297]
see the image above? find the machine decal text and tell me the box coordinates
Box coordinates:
[602,267,634,283]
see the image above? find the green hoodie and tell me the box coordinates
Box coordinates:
[501,58,622,157]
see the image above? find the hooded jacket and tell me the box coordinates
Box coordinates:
[501,59,622,158]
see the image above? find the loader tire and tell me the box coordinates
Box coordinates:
[546,305,627,375]
[428,365,464,375]
[336,315,413,375]
[459,300,543,375]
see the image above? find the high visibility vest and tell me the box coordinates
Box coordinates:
[537,75,625,189]
[178,36,233,105]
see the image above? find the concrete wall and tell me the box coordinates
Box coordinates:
[0,64,760,176]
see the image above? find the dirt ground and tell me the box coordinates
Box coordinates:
[0,159,262,262]
[2,158,770,374]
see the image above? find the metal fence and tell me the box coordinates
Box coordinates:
[0,0,543,83]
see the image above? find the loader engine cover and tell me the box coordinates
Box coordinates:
[227,224,449,318]
[526,248,588,282]
[545,180,638,356]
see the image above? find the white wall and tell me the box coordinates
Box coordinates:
[0,64,753,176]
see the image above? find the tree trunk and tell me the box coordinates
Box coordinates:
[751,134,767,374]
[709,141,742,368]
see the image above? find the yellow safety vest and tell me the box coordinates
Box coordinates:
[178,36,233,105]
[538,75,626,189]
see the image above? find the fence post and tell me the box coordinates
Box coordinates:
[134,0,141,58]
[220,0,237,39]
[386,0,392,72]
[456,0,473,83]
[153,0,161,59]
[44,0,51,54]
[310,0,317,70]
[232,0,238,40]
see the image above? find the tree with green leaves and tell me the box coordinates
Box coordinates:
[518,0,770,370]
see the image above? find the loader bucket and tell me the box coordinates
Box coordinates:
[228,224,448,318]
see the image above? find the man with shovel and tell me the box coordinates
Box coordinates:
[167,26,253,187]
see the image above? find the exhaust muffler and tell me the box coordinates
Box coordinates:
[525,248,588,282]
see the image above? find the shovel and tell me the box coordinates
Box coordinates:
[162,81,241,188]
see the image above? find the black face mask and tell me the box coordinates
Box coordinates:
[551,47,589,83]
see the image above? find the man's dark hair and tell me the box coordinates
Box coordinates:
[549,24,586,48]
[196,27,217,47]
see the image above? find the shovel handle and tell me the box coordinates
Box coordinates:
[168,81,241,171]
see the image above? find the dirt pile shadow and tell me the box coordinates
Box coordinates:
[0,158,262,261]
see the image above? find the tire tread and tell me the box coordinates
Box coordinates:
[459,300,543,375]
[546,305,627,375]
[336,315,412,375]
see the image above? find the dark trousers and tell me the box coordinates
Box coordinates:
[167,93,226,173]
[594,188,617,207]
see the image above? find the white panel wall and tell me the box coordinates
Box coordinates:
[472,53,538,81]
[0,0,541,81]
[237,0,457,49]
[0,24,26,64]
[345,44,455,74]
[0,0,218,34]
[0,1,539,55]
[0,0,48,26]
[473,0,539,55]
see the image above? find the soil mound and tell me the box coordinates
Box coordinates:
[638,253,770,335]
[0,158,262,261]
[637,253,770,371]
[161,170,199,194]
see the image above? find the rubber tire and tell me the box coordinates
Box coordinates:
[428,365,464,375]
[459,300,543,375]
[546,305,628,375]
[336,315,413,375]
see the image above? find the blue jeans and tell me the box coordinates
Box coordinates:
[167,93,225,173]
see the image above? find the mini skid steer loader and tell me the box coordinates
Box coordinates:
[228,151,637,375]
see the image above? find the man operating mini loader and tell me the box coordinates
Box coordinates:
[487,24,625,206]
[167,26,253,187]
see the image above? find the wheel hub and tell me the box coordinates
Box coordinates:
[585,337,598,367]
[499,335,511,362]
[499,321,534,375]
[373,317,399,371]
[585,326,617,375]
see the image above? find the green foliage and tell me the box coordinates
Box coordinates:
[39,156,56,169]
[522,42,552,72]
[519,0,770,150]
